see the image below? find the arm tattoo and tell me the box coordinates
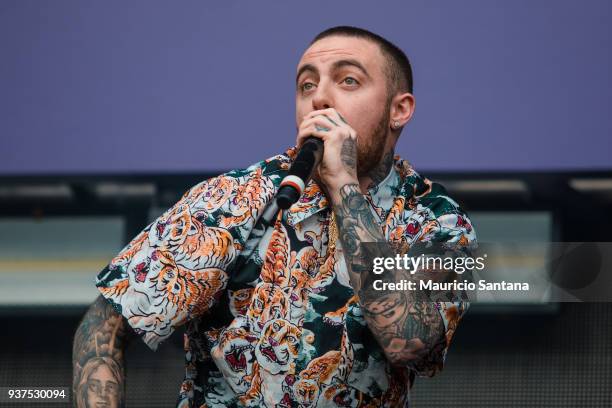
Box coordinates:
[333,183,445,368]
[340,137,357,175]
[72,295,133,407]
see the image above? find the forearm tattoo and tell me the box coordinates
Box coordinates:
[72,295,132,407]
[333,183,445,368]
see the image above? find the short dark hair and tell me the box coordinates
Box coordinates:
[311,26,413,96]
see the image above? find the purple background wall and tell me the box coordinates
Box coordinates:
[1,0,610,175]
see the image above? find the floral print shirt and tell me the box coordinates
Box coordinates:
[96,147,476,407]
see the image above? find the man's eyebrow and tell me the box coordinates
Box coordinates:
[295,59,371,85]
[296,64,318,85]
[332,59,371,79]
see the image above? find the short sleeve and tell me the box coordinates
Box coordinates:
[95,157,286,350]
[406,182,477,376]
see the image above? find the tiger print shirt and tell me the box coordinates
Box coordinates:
[96,146,476,407]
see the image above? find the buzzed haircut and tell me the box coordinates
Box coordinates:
[311,26,414,97]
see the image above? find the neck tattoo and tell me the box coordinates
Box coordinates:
[367,149,394,190]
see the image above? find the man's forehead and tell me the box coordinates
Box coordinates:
[298,36,382,71]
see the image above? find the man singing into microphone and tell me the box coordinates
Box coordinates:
[73,26,477,407]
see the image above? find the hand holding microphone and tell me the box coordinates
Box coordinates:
[276,136,324,209]
[277,108,359,209]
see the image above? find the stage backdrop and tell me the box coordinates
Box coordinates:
[1,0,611,175]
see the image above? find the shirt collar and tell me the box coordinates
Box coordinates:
[284,155,411,227]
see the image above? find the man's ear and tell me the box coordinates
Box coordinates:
[390,92,415,130]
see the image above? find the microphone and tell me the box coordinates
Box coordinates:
[276,137,324,209]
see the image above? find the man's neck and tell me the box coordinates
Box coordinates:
[358,148,395,194]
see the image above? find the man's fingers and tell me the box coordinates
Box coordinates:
[321,114,339,127]
[333,110,348,124]
[296,117,333,148]
[303,108,336,120]
[300,116,346,133]
[296,116,354,148]
[298,116,332,133]
[301,114,339,129]
[303,108,346,127]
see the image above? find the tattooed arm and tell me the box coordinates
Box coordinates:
[330,182,446,370]
[72,295,135,407]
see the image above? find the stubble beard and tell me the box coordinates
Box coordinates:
[356,103,391,178]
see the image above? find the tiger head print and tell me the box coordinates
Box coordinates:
[188,175,237,213]
[150,249,228,319]
[309,249,336,292]
[220,167,276,229]
[294,378,319,408]
[228,288,254,317]
[295,246,319,275]
[287,268,310,305]
[293,327,353,406]
[211,327,258,394]
[284,268,311,325]
[293,349,342,407]
[255,319,301,375]
[246,283,288,332]
[288,182,326,218]
[149,203,192,249]
[103,235,155,293]
[174,221,236,271]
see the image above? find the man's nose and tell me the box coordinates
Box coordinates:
[312,81,333,110]
[99,387,110,399]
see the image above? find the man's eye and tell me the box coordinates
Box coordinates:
[301,82,316,92]
[87,382,101,393]
[342,77,359,86]
[106,383,119,395]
